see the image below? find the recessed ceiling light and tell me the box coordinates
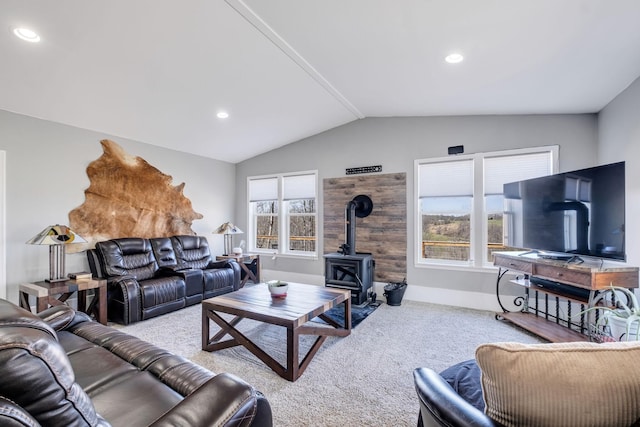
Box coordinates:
[445,53,464,64]
[13,27,41,43]
[216,111,229,119]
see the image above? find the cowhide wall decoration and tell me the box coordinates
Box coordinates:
[68,139,202,252]
[323,173,407,283]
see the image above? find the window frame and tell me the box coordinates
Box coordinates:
[247,170,318,258]
[416,157,475,267]
[415,146,559,269]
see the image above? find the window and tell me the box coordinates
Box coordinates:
[416,146,558,267]
[417,159,474,265]
[248,171,317,257]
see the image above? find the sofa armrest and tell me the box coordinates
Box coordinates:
[206,259,234,269]
[149,373,272,427]
[413,368,494,427]
[205,260,241,290]
[206,260,241,290]
[36,305,77,331]
[108,276,142,325]
[158,266,201,279]
[0,396,41,427]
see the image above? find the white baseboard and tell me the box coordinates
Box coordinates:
[262,270,502,312]
[261,270,325,286]
[400,284,502,312]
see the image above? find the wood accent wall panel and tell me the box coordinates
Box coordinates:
[323,173,406,283]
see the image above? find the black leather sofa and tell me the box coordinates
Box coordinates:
[0,298,272,426]
[87,235,241,324]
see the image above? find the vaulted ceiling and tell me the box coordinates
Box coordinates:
[2,1,640,163]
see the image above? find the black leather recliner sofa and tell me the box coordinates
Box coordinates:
[87,235,241,324]
[0,297,272,426]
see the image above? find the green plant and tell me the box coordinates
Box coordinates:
[580,285,640,341]
[267,280,287,287]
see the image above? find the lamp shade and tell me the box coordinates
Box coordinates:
[26,224,87,282]
[26,224,87,245]
[214,222,243,256]
[214,222,244,235]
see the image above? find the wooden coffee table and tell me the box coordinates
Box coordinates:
[202,282,351,381]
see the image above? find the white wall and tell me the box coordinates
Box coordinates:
[0,110,236,303]
[598,76,640,267]
[236,114,599,310]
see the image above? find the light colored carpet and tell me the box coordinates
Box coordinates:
[118,300,543,426]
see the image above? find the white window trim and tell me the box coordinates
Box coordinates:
[415,145,558,269]
[247,170,318,258]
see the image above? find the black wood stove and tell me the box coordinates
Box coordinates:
[324,195,376,305]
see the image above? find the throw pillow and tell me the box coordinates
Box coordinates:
[476,341,640,427]
[439,359,484,411]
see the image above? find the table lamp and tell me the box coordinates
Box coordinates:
[214,222,243,256]
[26,224,87,282]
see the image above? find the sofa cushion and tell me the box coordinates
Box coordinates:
[61,316,216,425]
[203,268,236,294]
[439,359,484,411]
[475,341,640,427]
[96,238,158,280]
[172,235,214,269]
[150,237,179,268]
[139,276,186,307]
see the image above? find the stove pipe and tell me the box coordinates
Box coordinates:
[340,195,373,255]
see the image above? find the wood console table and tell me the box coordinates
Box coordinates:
[19,279,107,325]
[493,251,638,342]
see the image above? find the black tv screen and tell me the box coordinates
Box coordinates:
[503,161,625,261]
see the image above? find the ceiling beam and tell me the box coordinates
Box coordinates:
[225,0,364,119]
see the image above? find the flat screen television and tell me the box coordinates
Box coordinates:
[503,161,625,261]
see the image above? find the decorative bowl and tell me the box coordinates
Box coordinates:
[267,280,288,298]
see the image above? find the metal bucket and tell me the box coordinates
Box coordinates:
[383,280,407,306]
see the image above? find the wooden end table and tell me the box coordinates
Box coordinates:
[216,254,261,287]
[202,282,350,381]
[19,279,107,325]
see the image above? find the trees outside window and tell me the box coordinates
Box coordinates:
[255,200,278,250]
